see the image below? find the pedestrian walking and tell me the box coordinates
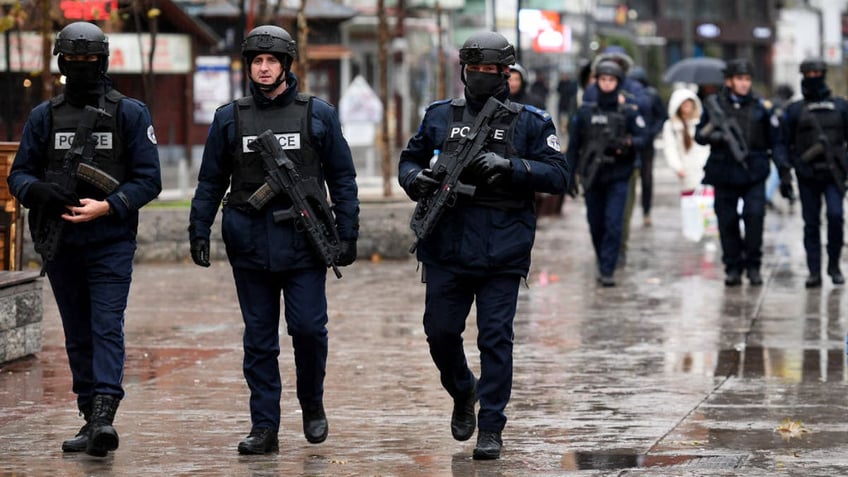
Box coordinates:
[662,88,710,194]
[782,57,848,288]
[556,71,578,130]
[187,25,359,454]
[398,31,568,460]
[7,21,162,457]
[629,66,669,226]
[566,60,647,287]
[694,58,790,286]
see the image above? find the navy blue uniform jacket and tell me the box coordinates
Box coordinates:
[8,86,162,246]
[189,74,359,271]
[398,99,569,276]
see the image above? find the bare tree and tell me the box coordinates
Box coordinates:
[377,0,391,197]
[132,0,158,112]
[296,0,309,93]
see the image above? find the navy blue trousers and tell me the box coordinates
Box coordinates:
[231,266,328,432]
[423,266,520,432]
[713,182,766,273]
[798,177,845,274]
[46,239,135,408]
[585,178,629,276]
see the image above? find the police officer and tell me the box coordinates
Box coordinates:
[695,58,789,286]
[7,22,162,457]
[398,31,568,460]
[782,57,848,288]
[566,60,647,287]
[188,25,359,455]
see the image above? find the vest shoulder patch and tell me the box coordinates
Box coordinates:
[523,104,551,121]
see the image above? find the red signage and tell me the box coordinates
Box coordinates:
[61,0,118,21]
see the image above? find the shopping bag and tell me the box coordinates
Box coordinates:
[680,186,716,242]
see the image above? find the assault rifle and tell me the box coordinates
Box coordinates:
[408,96,506,253]
[701,95,749,170]
[247,129,343,279]
[574,129,616,194]
[799,107,848,195]
[33,105,119,264]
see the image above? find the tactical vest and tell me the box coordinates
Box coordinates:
[441,98,529,209]
[577,103,627,167]
[228,93,322,208]
[48,90,126,199]
[718,94,768,152]
[796,100,845,171]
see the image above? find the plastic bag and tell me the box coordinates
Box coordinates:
[680,186,717,242]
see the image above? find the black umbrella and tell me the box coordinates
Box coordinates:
[663,57,726,85]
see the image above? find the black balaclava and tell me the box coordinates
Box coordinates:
[597,81,621,109]
[463,65,509,105]
[60,57,107,106]
[801,75,830,101]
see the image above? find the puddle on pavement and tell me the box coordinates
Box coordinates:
[663,345,847,382]
[561,452,746,470]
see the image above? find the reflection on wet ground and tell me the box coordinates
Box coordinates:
[2,173,848,475]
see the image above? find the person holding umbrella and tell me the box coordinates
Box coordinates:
[694,58,791,287]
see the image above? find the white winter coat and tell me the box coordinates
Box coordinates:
[661,88,711,192]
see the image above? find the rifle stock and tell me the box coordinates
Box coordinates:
[408,97,506,252]
[247,129,343,279]
[705,95,749,169]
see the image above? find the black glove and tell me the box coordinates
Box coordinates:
[778,167,795,201]
[409,169,440,200]
[603,137,631,157]
[25,181,80,216]
[468,152,512,184]
[707,130,724,145]
[336,240,357,266]
[190,237,210,267]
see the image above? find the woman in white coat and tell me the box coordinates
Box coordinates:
[662,88,711,193]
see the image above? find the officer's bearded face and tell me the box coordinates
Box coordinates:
[250,53,285,87]
[726,75,752,96]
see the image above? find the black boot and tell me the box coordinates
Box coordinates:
[828,262,845,285]
[747,268,763,286]
[451,378,477,441]
[302,403,328,444]
[237,427,279,454]
[473,430,503,460]
[724,270,742,287]
[61,403,91,452]
[85,395,120,457]
[805,275,822,288]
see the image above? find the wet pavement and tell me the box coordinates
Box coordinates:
[3,167,848,476]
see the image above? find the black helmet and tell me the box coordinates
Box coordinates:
[723,58,754,77]
[54,22,109,76]
[628,65,648,86]
[459,31,515,66]
[800,57,826,75]
[53,22,109,56]
[509,63,528,81]
[594,60,623,82]
[242,25,297,71]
